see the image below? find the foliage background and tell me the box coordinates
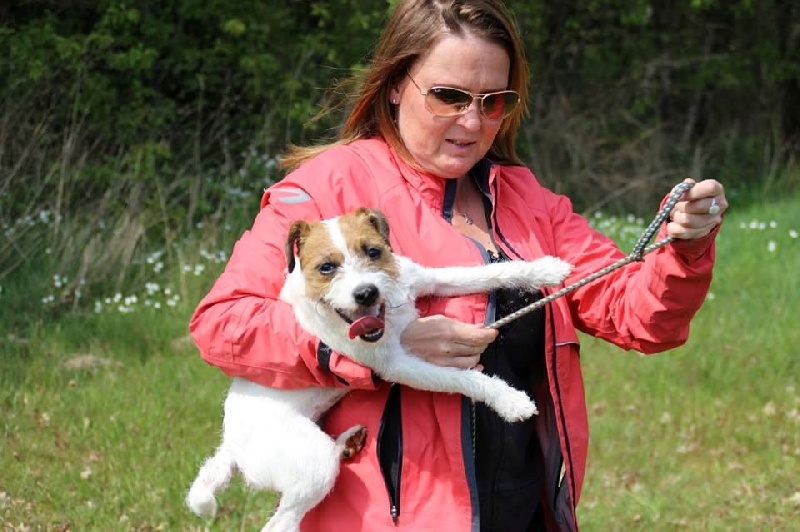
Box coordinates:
[3,0,798,223]
[1,0,797,383]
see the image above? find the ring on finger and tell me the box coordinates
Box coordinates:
[708,197,721,215]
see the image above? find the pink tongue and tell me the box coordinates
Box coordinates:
[349,316,385,339]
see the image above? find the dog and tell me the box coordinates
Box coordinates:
[186,208,572,531]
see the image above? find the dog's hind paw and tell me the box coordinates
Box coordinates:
[337,425,367,460]
[491,388,538,422]
[186,486,218,520]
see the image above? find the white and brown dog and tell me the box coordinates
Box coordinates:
[187,208,571,531]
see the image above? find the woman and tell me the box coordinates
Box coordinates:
[189,0,727,530]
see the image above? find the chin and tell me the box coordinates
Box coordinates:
[429,160,479,180]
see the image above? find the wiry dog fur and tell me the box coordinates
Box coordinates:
[186,208,572,531]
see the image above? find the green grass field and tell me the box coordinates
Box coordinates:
[578,198,800,529]
[1,195,798,530]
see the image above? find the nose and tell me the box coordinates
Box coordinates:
[353,284,379,306]
[457,101,482,130]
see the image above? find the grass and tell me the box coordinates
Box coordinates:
[1,302,278,529]
[578,197,800,529]
[1,192,799,530]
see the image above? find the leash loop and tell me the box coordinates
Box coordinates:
[486,181,695,330]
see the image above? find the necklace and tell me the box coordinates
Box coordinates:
[455,211,473,225]
[454,178,476,225]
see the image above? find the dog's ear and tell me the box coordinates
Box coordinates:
[356,208,391,248]
[285,220,310,272]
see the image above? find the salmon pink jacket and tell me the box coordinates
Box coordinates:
[189,138,716,531]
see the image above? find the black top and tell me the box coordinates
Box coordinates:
[475,248,547,532]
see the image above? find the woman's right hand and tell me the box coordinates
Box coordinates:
[400,315,497,370]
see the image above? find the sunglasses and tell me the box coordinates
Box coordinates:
[407,75,520,121]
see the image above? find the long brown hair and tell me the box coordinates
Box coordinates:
[280,0,529,171]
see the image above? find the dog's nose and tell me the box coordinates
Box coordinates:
[353,284,379,306]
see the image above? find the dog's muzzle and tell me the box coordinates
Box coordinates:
[335,304,385,342]
[334,284,386,342]
[348,310,386,342]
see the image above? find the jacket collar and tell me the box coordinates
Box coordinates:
[383,140,497,215]
[384,142,447,210]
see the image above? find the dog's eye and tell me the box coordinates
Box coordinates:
[318,262,337,275]
[365,246,382,260]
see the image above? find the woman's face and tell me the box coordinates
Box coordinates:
[391,32,511,180]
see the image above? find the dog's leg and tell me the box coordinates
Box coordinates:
[186,446,235,519]
[337,424,367,460]
[378,346,537,421]
[407,255,572,297]
[262,424,365,532]
[237,415,346,532]
[263,496,307,532]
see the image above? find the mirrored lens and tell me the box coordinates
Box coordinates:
[427,87,473,115]
[425,87,519,119]
[481,92,519,120]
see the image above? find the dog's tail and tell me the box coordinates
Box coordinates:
[186,447,235,519]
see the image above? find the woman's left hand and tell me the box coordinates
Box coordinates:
[667,178,727,240]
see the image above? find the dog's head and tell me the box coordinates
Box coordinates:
[284,208,398,343]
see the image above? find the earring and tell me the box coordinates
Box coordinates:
[391,99,398,105]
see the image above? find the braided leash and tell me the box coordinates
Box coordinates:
[486,181,695,330]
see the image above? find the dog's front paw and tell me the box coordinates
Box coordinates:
[526,256,572,288]
[490,386,538,422]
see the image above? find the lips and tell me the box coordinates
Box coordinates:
[349,316,385,342]
[336,304,386,343]
[448,139,475,147]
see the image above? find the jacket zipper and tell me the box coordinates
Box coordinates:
[548,313,577,519]
[377,383,403,524]
[488,172,577,521]
[444,173,486,530]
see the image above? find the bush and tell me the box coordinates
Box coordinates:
[0,0,797,308]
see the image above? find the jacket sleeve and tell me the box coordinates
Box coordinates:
[188,178,378,390]
[551,193,719,354]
